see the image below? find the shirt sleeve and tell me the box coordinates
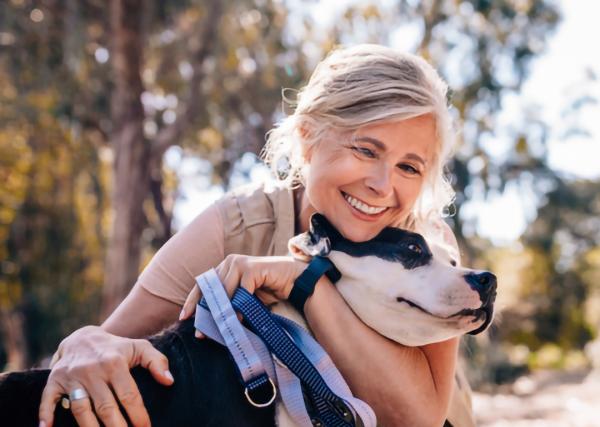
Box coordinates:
[135,202,225,306]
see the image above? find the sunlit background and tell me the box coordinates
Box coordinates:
[173,1,600,244]
[1,1,599,425]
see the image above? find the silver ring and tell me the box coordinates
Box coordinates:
[68,388,90,402]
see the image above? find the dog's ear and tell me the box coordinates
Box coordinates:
[309,213,341,242]
[288,213,333,260]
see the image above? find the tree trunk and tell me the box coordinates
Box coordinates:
[101,0,222,319]
[101,0,149,319]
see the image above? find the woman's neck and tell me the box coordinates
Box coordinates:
[293,186,317,235]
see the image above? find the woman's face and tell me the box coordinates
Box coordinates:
[303,114,437,242]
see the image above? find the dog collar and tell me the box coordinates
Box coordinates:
[288,256,341,313]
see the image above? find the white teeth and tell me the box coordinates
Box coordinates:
[343,194,387,215]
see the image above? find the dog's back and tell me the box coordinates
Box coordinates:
[0,319,276,427]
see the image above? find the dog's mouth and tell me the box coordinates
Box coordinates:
[465,305,493,335]
[396,297,493,335]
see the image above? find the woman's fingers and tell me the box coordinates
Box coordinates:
[68,393,100,427]
[82,380,126,427]
[69,395,100,427]
[110,371,150,427]
[220,256,242,297]
[180,284,201,321]
[38,379,63,427]
[182,284,207,338]
[134,339,174,386]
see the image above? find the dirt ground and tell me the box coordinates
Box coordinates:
[473,369,600,427]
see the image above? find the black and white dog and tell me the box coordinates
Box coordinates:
[0,214,496,427]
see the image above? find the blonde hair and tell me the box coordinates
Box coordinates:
[261,44,456,230]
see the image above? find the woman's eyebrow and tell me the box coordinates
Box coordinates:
[354,136,386,150]
[354,136,427,166]
[404,153,427,166]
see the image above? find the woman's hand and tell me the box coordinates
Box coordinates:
[180,254,307,323]
[39,326,174,427]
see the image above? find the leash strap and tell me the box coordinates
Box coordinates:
[195,270,276,407]
[232,288,359,427]
[196,303,315,426]
[194,269,376,427]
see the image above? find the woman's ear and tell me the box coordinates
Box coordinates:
[297,123,314,162]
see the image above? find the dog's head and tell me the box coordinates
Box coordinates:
[289,214,497,347]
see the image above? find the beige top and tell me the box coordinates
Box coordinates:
[137,181,295,305]
[136,180,474,427]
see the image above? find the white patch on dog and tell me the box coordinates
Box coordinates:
[329,246,485,347]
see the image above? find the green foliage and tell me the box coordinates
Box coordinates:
[0,97,106,366]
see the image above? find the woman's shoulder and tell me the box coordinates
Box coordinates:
[214,179,295,256]
[216,179,293,226]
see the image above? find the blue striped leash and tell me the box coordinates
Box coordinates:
[194,268,376,427]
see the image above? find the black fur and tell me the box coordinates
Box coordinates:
[310,213,433,269]
[0,318,276,427]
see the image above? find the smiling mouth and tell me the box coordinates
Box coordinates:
[341,191,390,216]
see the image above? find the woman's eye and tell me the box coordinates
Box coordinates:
[399,163,420,175]
[408,244,422,254]
[352,146,376,158]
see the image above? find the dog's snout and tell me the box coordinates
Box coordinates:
[464,271,497,304]
[471,272,495,287]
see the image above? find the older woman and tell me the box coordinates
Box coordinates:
[39,44,473,427]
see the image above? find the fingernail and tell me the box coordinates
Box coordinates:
[164,370,174,382]
[39,421,46,427]
[179,308,185,320]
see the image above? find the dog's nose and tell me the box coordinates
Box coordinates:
[464,271,497,304]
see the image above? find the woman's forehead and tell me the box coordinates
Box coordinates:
[352,116,437,159]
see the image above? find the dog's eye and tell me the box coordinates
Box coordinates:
[450,259,457,267]
[408,244,422,254]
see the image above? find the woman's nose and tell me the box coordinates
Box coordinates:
[365,165,393,197]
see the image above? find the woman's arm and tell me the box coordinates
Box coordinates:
[305,278,457,427]
[101,285,181,338]
[103,202,227,337]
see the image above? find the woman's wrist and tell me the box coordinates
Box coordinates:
[287,257,340,312]
[279,257,309,300]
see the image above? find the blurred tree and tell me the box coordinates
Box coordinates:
[517,178,600,349]
[102,0,311,316]
[0,0,308,365]
[0,0,110,368]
